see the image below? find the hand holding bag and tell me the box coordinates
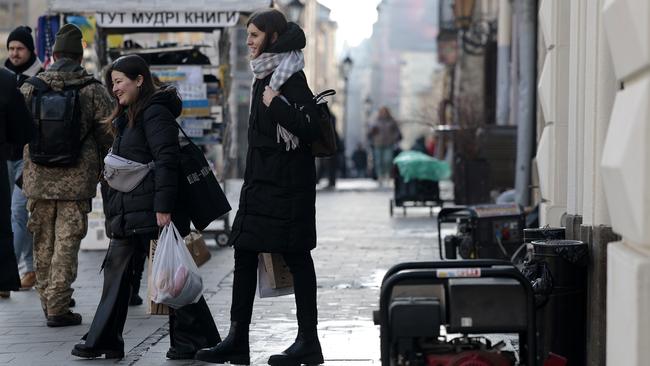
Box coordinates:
[150,222,203,309]
[279,89,337,157]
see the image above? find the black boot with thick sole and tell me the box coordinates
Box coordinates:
[267,330,324,366]
[71,343,124,359]
[47,311,82,327]
[194,321,250,365]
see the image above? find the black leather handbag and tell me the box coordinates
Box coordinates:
[176,123,231,231]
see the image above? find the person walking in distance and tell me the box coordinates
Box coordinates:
[4,25,43,291]
[72,54,221,361]
[19,24,114,327]
[0,68,33,299]
[367,106,401,186]
[196,9,324,366]
[351,142,368,178]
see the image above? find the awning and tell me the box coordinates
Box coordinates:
[47,0,272,13]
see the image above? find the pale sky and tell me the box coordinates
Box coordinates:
[317,0,382,56]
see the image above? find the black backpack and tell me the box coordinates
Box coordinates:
[24,76,99,167]
[310,89,337,158]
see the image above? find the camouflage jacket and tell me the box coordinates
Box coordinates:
[20,58,114,201]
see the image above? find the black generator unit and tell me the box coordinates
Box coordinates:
[375,260,537,366]
[437,204,524,260]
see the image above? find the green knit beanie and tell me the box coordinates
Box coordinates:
[52,24,83,56]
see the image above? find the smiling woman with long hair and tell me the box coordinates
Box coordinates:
[195,9,324,366]
[71,54,221,361]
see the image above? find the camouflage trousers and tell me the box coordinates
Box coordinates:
[27,199,91,316]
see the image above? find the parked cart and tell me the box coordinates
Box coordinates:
[389,150,450,217]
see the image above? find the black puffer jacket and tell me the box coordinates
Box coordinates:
[229,23,321,253]
[0,68,32,157]
[106,87,190,239]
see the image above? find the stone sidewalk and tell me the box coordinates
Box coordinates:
[0,179,447,365]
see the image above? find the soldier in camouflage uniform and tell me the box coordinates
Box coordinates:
[19,24,113,327]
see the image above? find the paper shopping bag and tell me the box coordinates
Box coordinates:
[258,253,294,298]
[147,239,169,315]
[185,231,211,267]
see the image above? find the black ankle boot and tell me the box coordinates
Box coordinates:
[71,343,124,359]
[268,329,323,366]
[129,280,142,306]
[194,321,250,365]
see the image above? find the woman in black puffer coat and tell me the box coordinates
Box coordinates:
[196,9,323,366]
[72,55,220,361]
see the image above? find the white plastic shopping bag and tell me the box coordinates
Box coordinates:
[150,222,203,308]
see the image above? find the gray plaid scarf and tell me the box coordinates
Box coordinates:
[250,50,305,151]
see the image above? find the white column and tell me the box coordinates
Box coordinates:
[601,0,650,363]
[581,0,597,225]
[496,0,512,126]
[591,0,616,227]
[537,0,570,226]
[581,0,616,227]
[566,0,586,215]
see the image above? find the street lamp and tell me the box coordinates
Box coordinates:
[287,0,305,24]
[341,55,353,81]
[363,96,373,148]
[340,55,353,177]
[364,96,373,117]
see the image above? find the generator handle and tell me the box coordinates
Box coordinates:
[437,207,470,259]
[379,263,537,366]
[381,260,511,286]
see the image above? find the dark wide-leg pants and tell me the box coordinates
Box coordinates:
[83,236,220,353]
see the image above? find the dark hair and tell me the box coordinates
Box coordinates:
[379,106,395,120]
[247,9,288,54]
[104,54,157,129]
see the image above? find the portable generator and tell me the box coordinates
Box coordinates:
[437,204,524,260]
[375,260,537,366]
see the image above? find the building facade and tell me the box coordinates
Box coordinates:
[539,0,650,364]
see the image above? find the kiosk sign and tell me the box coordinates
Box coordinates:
[96,11,239,28]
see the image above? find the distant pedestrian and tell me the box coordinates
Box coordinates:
[196,9,323,366]
[411,135,427,154]
[323,114,341,188]
[351,142,368,178]
[411,133,437,157]
[72,54,220,361]
[368,106,401,185]
[0,68,33,299]
[19,24,114,327]
[4,25,43,291]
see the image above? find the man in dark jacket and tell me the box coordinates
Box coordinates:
[4,25,43,291]
[0,68,33,298]
[4,26,44,85]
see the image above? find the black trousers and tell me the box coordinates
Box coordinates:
[231,249,318,329]
[130,241,148,295]
[0,161,20,291]
[83,236,220,353]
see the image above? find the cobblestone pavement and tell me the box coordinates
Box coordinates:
[0,179,450,366]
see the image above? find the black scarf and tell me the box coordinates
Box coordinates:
[4,53,37,75]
